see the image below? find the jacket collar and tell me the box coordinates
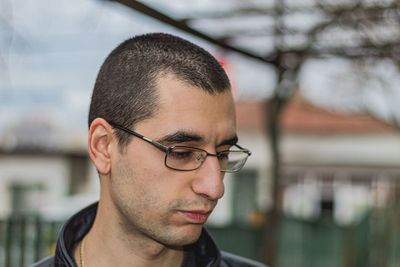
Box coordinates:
[54,202,221,267]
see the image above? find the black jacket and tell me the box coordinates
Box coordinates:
[30,203,267,267]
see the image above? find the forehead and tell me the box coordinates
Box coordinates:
[135,74,236,143]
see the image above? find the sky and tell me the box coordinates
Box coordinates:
[300,57,400,125]
[1,0,400,149]
[0,0,167,135]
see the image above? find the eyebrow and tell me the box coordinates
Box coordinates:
[218,135,238,147]
[157,130,203,145]
[157,130,238,147]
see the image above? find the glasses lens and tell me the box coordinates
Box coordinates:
[220,151,249,172]
[166,147,206,171]
[166,146,250,172]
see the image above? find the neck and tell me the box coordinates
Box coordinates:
[75,200,184,267]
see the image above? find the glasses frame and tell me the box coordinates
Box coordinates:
[108,121,251,173]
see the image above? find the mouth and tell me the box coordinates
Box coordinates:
[180,210,212,224]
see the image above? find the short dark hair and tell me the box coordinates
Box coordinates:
[88,33,231,146]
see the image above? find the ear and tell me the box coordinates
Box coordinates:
[88,118,115,174]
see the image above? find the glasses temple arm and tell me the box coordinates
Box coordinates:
[109,122,169,152]
[234,144,252,156]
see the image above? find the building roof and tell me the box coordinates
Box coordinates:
[236,94,399,135]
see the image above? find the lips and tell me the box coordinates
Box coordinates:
[181,210,211,223]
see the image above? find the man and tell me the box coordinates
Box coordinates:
[31,33,266,267]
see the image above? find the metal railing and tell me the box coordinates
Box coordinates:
[0,216,63,267]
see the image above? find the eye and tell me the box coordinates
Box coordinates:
[217,151,229,161]
[169,150,194,160]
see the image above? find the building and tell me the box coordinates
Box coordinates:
[0,118,97,219]
[234,93,400,225]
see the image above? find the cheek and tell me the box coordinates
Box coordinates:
[112,148,194,215]
[113,157,173,216]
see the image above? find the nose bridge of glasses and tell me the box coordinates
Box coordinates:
[195,151,207,162]
[200,150,223,169]
[200,151,222,171]
[185,148,222,171]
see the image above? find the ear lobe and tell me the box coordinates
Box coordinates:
[88,118,114,174]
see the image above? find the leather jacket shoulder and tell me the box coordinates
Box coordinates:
[29,256,54,267]
[220,251,267,267]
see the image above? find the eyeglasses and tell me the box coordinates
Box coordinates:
[109,122,251,173]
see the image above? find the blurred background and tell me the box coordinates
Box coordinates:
[1,0,400,266]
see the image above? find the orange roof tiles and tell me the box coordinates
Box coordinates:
[235,94,398,134]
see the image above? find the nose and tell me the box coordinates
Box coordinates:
[191,155,225,201]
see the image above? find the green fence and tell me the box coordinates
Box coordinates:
[275,207,400,267]
[209,206,400,267]
[0,216,63,267]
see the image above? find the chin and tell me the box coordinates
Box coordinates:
[161,224,203,247]
[182,231,202,245]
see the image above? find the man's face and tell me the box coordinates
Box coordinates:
[107,74,237,247]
